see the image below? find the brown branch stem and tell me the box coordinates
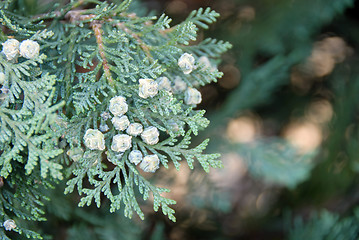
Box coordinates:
[91,22,114,85]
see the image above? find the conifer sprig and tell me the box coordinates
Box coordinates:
[0,0,230,237]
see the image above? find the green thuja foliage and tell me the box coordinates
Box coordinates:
[0,165,52,239]
[0,0,230,238]
[288,209,359,240]
[0,13,62,238]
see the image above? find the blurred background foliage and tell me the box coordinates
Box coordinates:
[8,0,359,239]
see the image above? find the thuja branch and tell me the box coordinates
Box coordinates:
[0,1,231,237]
